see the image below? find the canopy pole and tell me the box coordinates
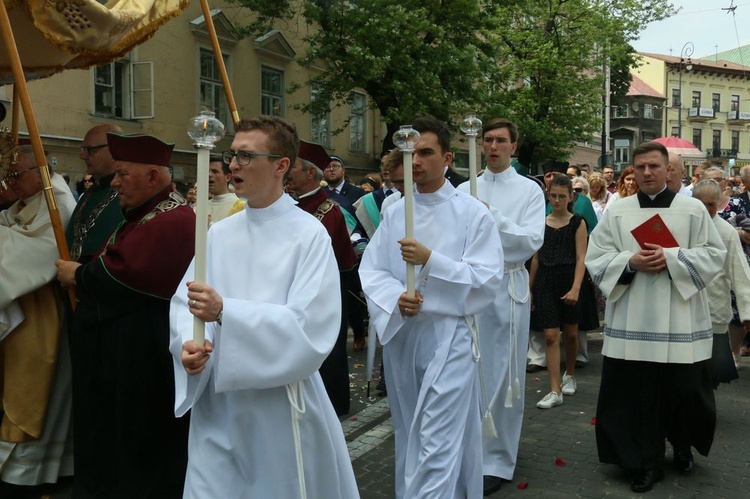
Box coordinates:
[0,0,75,307]
[199,0,239,126]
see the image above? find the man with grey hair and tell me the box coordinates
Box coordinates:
[285,155,357,416]
[693,179,750,385]
[0,146,76,495]
[719,164,750,360]
[667,151,690,196]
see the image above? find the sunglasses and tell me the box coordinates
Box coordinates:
[574,187,583,193]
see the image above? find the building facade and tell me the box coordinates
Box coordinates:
[1,1,386,184]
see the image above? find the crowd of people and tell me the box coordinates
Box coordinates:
[0,115,748,498]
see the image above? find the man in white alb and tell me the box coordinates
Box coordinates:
[206,154,245,226]
[458,118,545,495]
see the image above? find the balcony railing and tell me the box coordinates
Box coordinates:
[705,148,738,158]
[728,110,750,122]
[688,107,716,120]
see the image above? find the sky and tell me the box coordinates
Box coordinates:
[632,0,750,60]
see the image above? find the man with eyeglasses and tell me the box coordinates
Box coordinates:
[207,153,245,226]
[56,133,194,497]
[324,156,365,203]
[170,116,358,498]
[0,144,77,496]
[65,124,124,264]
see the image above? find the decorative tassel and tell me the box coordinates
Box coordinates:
[483,411,498,439]
[504,385,513,408]
[513,377,521,399]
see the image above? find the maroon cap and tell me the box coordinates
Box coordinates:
[107,133,174,167]
[297,139,332,171]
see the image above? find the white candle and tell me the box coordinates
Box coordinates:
[193,147,209,344]
[468,134,478,197]
[403,150,415,296]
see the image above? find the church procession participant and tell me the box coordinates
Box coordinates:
[586,141,726,493]
[56,133,194,497]
[67,124,125,264]
[171,116,359,498]
[0,144,76,496]
[457,118,545,495]
[287,140,358,416]
[207,153,245,226]
[360,117,504,498]
[693,179,750,385]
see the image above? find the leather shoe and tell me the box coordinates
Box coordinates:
[673,448,694,475]
[483,475,503,496]
[353,338,366,351]
[526,363,543,373]
[630,468,663,493]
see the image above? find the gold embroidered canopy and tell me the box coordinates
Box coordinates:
[0,0,188,84]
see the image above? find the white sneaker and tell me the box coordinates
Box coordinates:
[537,391,563,409]
[561,374,577,395]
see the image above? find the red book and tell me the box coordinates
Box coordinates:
[630,214,679,249]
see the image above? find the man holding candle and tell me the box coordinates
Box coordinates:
[55,133,194,497]
[458,118,546,495]
[171,116,358,498]
[360,117,504,498]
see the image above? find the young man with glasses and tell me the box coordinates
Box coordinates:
[324,156,365,203]
[171,116,358,498]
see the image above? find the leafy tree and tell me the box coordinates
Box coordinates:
[480,0,675,171]
[231,0,675,165]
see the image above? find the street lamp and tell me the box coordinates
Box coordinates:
[677,41,694,138]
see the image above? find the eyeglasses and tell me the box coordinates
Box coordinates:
[4,167,38,183]
[548,193,569,200]
[222,151,281,167]
[80,144,108,156]
[84,178,94,184]
[390,178,405,186]
[573,187,583,193]
[324,164,343,170]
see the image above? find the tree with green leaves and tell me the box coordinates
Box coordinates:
[231,0,675,166]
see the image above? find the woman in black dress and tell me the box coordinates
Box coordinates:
[530,175,588,409]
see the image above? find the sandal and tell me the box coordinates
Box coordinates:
[740,345,750,357]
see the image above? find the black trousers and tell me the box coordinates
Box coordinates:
[596,357,715,471]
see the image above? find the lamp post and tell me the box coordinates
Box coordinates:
[677,41,694,139]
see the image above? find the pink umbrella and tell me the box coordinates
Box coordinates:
[652,137,706,158]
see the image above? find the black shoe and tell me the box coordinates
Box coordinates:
[575,360,587,368]
[526,363,543,373]
[673,447,694,475]
[630,468,664,493]
[483,475,503,496]
[376,377,387,396]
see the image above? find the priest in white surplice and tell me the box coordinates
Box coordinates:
[360,117,504,499]
[586,141,726,494]
[0,147,76,492]
[457,118,545,494]
[170,116,358,499]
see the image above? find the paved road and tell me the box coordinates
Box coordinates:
[346,331,750,498]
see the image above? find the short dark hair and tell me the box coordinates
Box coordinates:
[235,116,299,166]
[482,118,518,143]
[632,141,668,166]
[568,164,582,176]
[411,117,451,153]
[209,153,230,175]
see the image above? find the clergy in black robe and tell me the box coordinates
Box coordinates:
[56,133,195,497]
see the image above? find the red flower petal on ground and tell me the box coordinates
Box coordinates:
[517,482,529,489]
[591,417,596,425]
[350,416,358,421]
[555,457,567,467]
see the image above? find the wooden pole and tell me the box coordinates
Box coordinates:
[199,0,239,126]
[0,0,75,306]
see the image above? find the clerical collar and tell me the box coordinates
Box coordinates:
[246,192,295,221]
[297,186,321,200]
[482,166,515,181]
[414,178,454,205]
[210,192,236,201]
[636,186,676,208]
